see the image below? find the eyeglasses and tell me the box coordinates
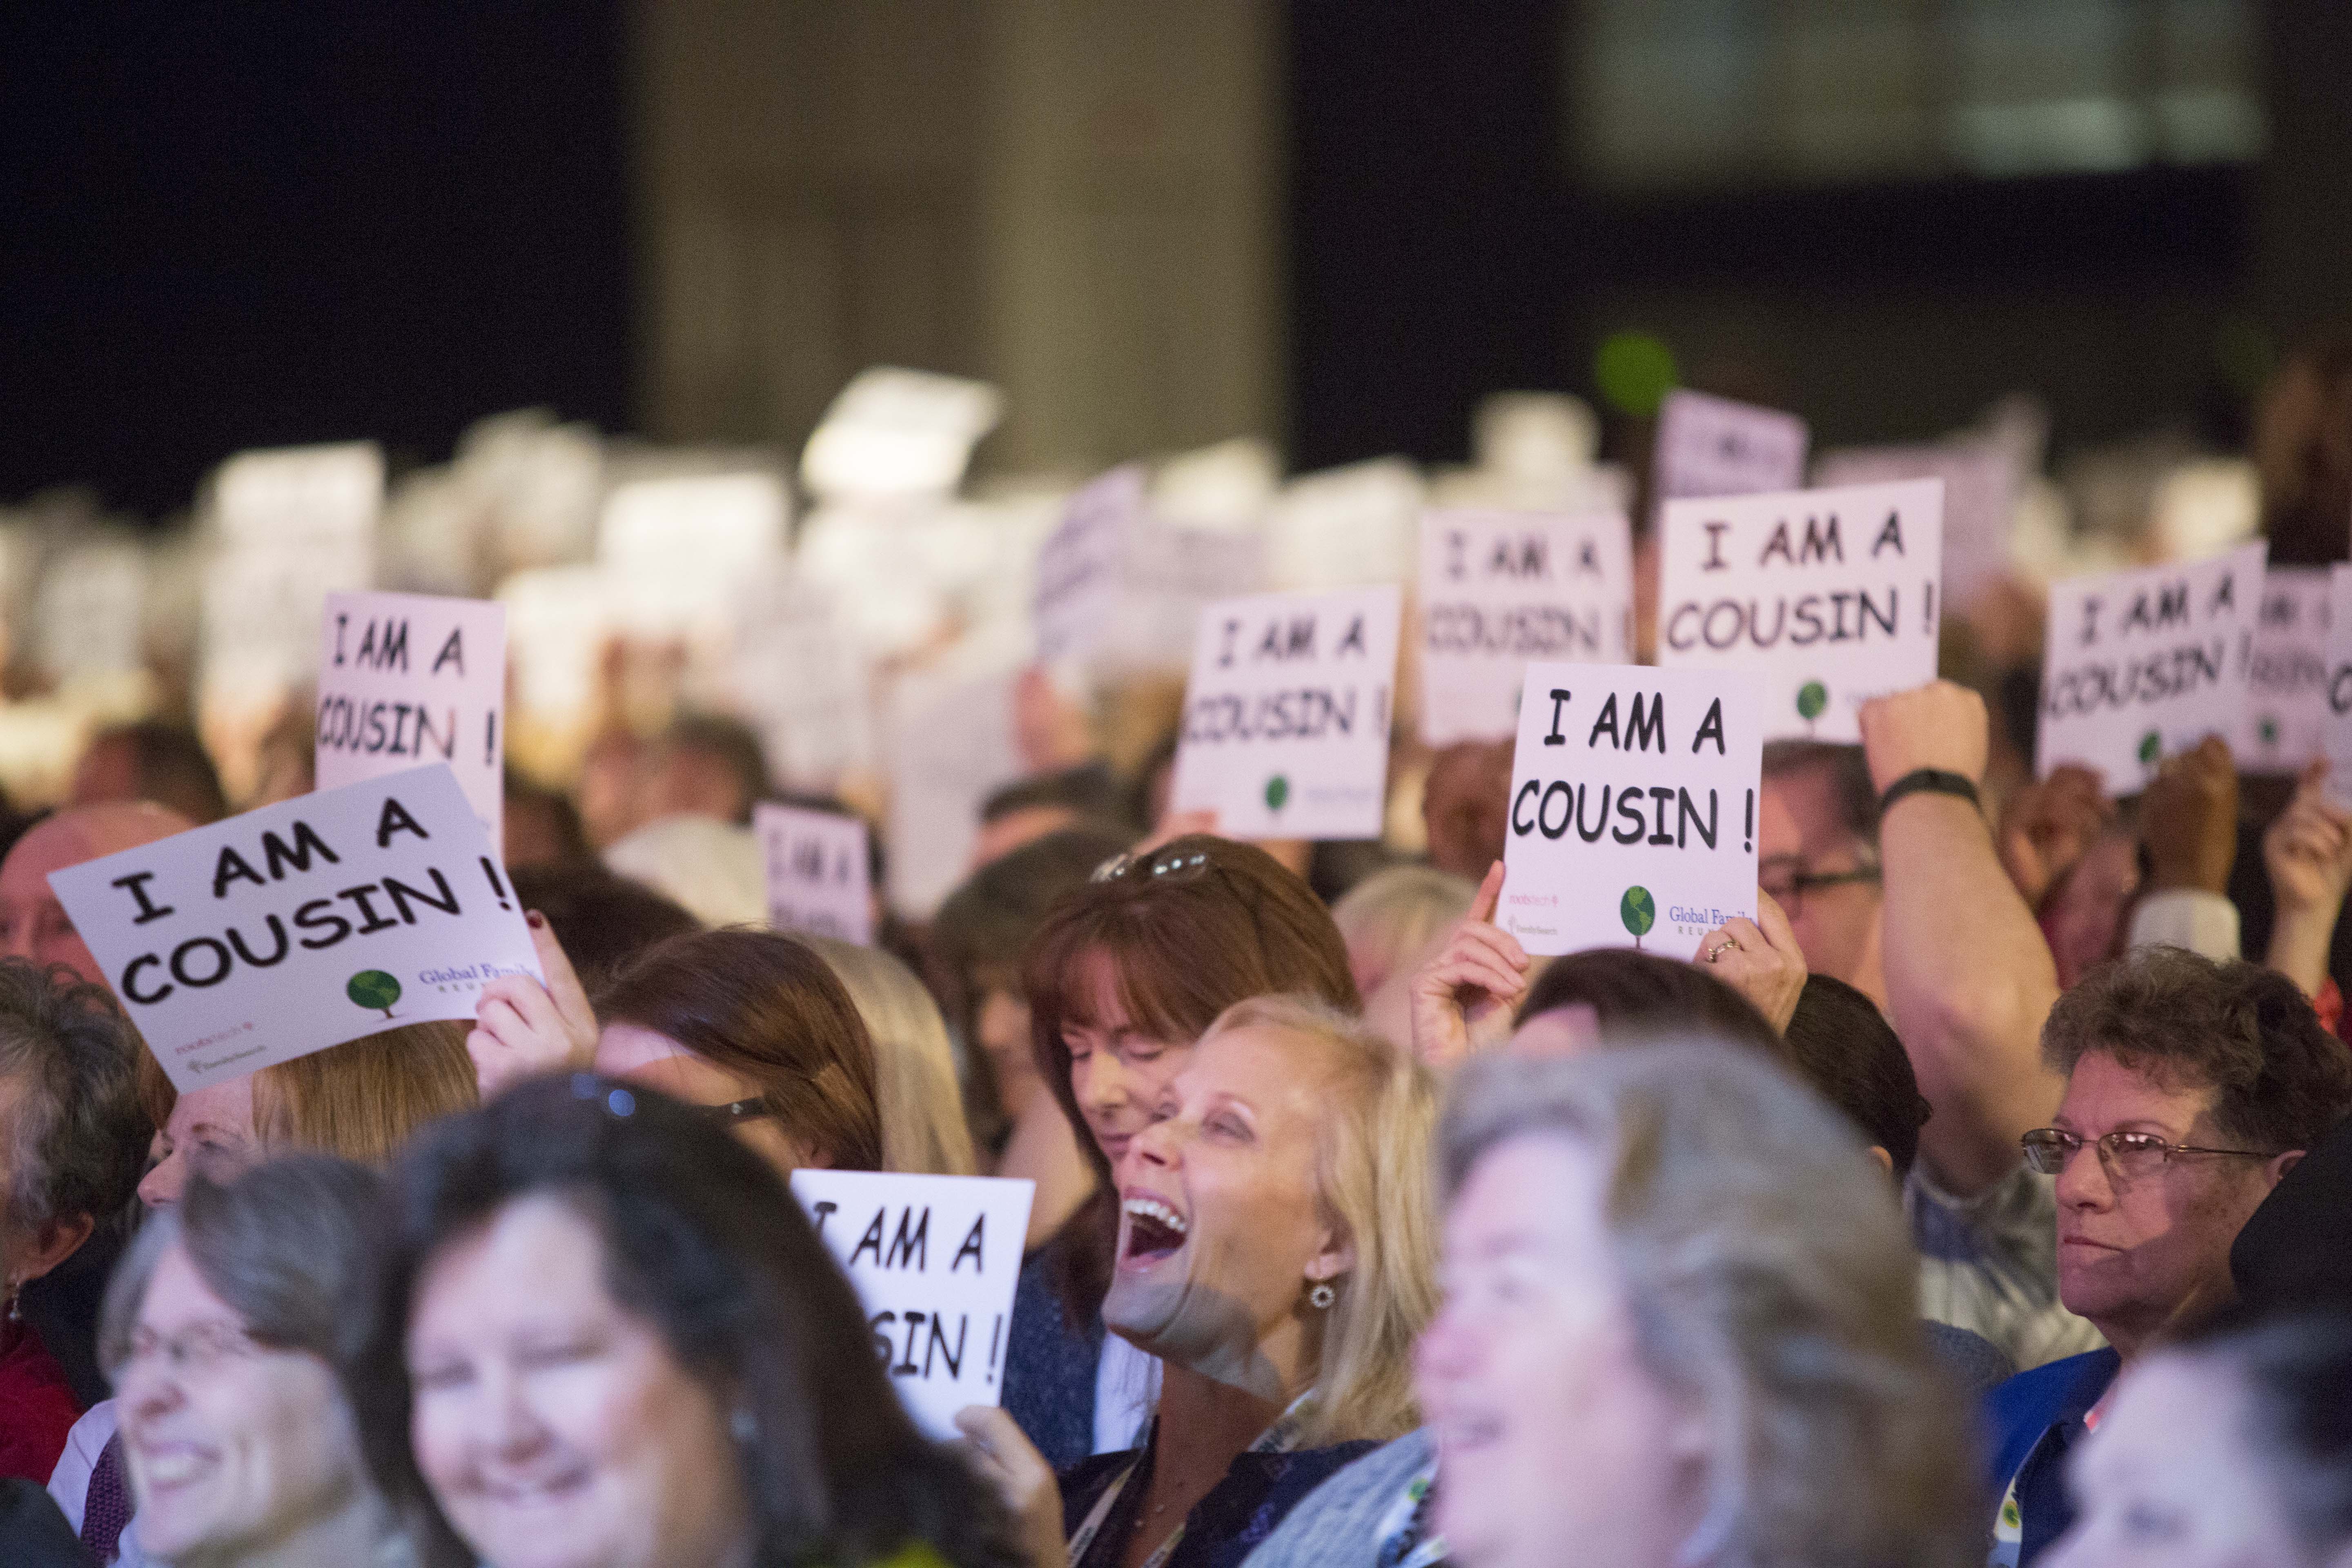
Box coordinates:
[681,1096,778,1128]
[1757,859,1881,916]
[2020,1127,2277,1183]
[122,1319,269,1378]
[1093,846,1223,884]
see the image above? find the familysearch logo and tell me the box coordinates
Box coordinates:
[346,969,402,1021]
[1619,885,1655,950]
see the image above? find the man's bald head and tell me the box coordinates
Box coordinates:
[0,802,196,985]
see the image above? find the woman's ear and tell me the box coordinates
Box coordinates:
[1306,1223,1356,1287]
[16,1211,96,1285]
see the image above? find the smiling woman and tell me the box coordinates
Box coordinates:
[962,994,1437,1568]
[99,1156,399,1568]
[352,1074,1023,1568]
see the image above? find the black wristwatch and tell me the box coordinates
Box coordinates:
[1878,768,1980,815]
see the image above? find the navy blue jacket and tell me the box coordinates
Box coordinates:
[1984,1348,2122,1566]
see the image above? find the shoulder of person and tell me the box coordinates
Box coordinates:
[1984,1348,2122,1486]
[1236,1429,1436,1568]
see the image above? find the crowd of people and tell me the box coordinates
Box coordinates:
[0,343,2350,1568]
[0,659,2345,1568]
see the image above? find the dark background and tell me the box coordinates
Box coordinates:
[2,1,2346,515]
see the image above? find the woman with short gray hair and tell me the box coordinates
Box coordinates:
[100,1156,403,1567]
[1415,1041,1982,1568]
[0,957,145,1482]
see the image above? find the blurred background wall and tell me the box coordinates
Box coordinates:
[2,0,2346,512]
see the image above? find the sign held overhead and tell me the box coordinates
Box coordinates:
[1499,663,1763,961]
[1417,508,1633,747]
[49,765,543,1094]
[755,803,874,946]
[1171,585,1402,842]
[315,591,508,843]
[1655,478,1944,742]
[2037,541,2266,786]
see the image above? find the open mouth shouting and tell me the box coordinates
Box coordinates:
[1120,1190,1190,1270]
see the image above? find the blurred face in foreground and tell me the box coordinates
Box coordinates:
[406,1194,751,1568]
[118,1242,370,1564]
[1104,1024,1347,1398]
[2050,1352,2318,1568]
[1417,1133,1704,1568]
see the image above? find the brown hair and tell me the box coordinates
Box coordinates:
[2041,947,2352,1155]
[597,928,883,1172]
[1022,834,1358,1316]
[250,1022,479,1169]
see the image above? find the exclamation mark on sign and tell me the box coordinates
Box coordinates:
[484,711,498,767]
[987,1314,1004,1385]
[1743,790,1755,854]
[1923,581,1936,634]
[480,857,512,911]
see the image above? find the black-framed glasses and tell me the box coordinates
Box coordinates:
[1757,859,1882,915]
[682,1096,778,1128]
[2020,1127,2276,1183]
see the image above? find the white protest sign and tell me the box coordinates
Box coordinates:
[1171,585,1402,841]
[2037,541,2266,786]
[1653,390,1809,501]
[1498,663,1762,960]
[315,592,508,842]
[1656,479,1944,742]
[1033,466,1146,668]
[1814,434,2022,607]
[2236,568,2333,776]
[2323,567,2352,810]
[49,765,541,1095]
[1417,509,1633,746]
[791,1169,1035,1439]
[886,669,1026,919]
[755,803,873,946]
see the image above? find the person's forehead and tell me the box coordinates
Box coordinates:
[2060,1049,2214,1126]
[0,818,90,888]
[1453,1135,1610,1253]
[1762,764,1860,848]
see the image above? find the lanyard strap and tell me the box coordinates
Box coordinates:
[1065,1392,1318,1568]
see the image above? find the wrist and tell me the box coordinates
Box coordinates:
[1879,768,1982,817]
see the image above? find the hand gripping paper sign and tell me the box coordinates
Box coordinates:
[790,1169,1035,1440]
[2038,541,2266,786]
[1417,509,1633,746]
[755,802,873,946]
[1656,478,1944,743]
[48,764,543,1095]
[1498,664,1763,960]
[1171,585,1402,841]
[315,591,508,843]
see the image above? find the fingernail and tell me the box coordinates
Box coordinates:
[526,911,545,929]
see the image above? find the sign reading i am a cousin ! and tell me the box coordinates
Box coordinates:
[2038,541,2266,787]
[1499,663,1762,961]
[2235,567,2333,777]
[49,764,542,1094]
[1655,477,1944,743]
[314,591,508,842]
[791,1169,1035,1440]
[1417,508,1633,746]
[1652,390,1809,502]
[1171,585,1401,841]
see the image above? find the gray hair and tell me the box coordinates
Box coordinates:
[101,1154,389,1375]
[0,959,145,1241]
[1441,1041,1981,1568]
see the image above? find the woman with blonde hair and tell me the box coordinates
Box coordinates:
[1410,1042,1981,1568]
[807,933,978,1176]
[959,992,1438,1568]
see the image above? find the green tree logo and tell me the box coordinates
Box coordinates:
[347,970,402,1021]
[1264,774,1290,813]
[1796,681,1828,735]
[2138,730,2162,771]
[1619,886,1655,950]
[2260,715,2281,748]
